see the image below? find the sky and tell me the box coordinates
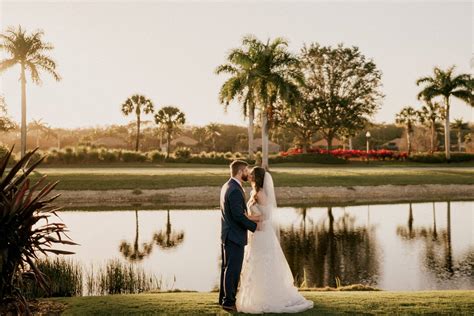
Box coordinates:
[0,0,472,129]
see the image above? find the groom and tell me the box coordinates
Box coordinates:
[219,160,260,311]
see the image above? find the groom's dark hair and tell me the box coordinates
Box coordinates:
[230,160,249,177]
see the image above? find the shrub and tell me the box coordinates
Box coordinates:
[21,258,82,298]
[224,152,233,159]
[148,150,166,163]
[0,148,76,311]
[174,147,191,159]
[408,152,474,163]
[121,151,147,162]
[99,148,119,162]
[271,153,347,164]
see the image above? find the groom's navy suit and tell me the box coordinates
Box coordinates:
[219,178,257,307]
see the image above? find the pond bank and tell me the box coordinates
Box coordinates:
[56,184,474,210]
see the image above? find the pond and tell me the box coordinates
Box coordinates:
[58,201,473,293]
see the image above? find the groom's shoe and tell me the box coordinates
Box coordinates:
[222,305,237,312]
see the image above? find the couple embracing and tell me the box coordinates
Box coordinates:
[219,160,313,314]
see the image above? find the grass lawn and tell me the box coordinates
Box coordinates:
[51,291,474,315]
[30,164,474,190]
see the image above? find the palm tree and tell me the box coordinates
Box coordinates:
[450,118,469,152]
[154,106,186,158]
[395,106,418,156]
[416,66,473,159]
[205,123,222,152]
[216,46,258,159]
[121,94,154,151]
[192,126,207,150]
[217,35,301,169]
[28,118,48,148]
[0,26,61,158]
[417,98,442,153]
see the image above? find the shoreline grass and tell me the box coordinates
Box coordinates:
[28,165,474,190]
[50,291,474,315]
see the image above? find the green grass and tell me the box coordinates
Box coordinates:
[50,291,474,315]
[30,165,474,190]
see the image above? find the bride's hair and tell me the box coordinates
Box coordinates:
[250,167,266,192]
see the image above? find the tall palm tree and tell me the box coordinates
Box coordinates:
[417,98,442,153]
[217,35,301,169]
[154,106,186,158]
[205,123,222,152]
[121,94,154,151]
[450,118,469,152]
[416,66,473,159]
[216,46,258,159]
[395,106,418,156]
[0,26,61,158]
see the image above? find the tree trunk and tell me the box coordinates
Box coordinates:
[326,136,333,152]
[166,131,171,158]
[261,111,269,170]
[457,131,462,152]
[57,135,61,149]
[348,137,353,150]
[444,97,450,160]
[430,122,435,153]
[135,116,141,151]
[248,110,254,159]
[407,130,412,156]
[20,63,27,158]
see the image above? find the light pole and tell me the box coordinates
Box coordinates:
[366,131,371,163]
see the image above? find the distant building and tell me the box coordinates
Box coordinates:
[311,138,344,149]
[251,138,280,153]
[170,136,198,147]
[92,136,128,149]
[381,138,403,151]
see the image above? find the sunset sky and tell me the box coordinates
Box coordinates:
[0,0,472,129]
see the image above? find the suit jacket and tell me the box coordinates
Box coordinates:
[220,178,257,246]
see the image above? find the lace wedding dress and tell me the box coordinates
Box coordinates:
[236,173,313,314]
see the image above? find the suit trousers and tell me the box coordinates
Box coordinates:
[219,238,245,307]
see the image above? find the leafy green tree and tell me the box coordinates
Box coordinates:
[277,99,318,153]
[299,43,383,150]
[217,35,301,169]
[0,96,17,132]
[416,66,473,159]
[154,106,186,158]
[0,26,61,158]
[121,94,154,151]
[417,98,442,153]
[396,106,418,156]
[450,118,469,152]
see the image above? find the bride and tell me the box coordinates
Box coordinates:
[236,166,314,314]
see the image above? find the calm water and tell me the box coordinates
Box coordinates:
[58,201,473,292]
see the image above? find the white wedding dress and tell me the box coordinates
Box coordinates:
[236,173,314,314]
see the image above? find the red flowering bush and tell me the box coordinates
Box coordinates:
[279,148,408,161]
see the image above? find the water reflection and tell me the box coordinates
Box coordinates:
[119,210,153,262]
[152,210,185,250]
[119,210,185,262]
[59,202,473,292]
[396,202,473,288]
[280,207,379,288]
